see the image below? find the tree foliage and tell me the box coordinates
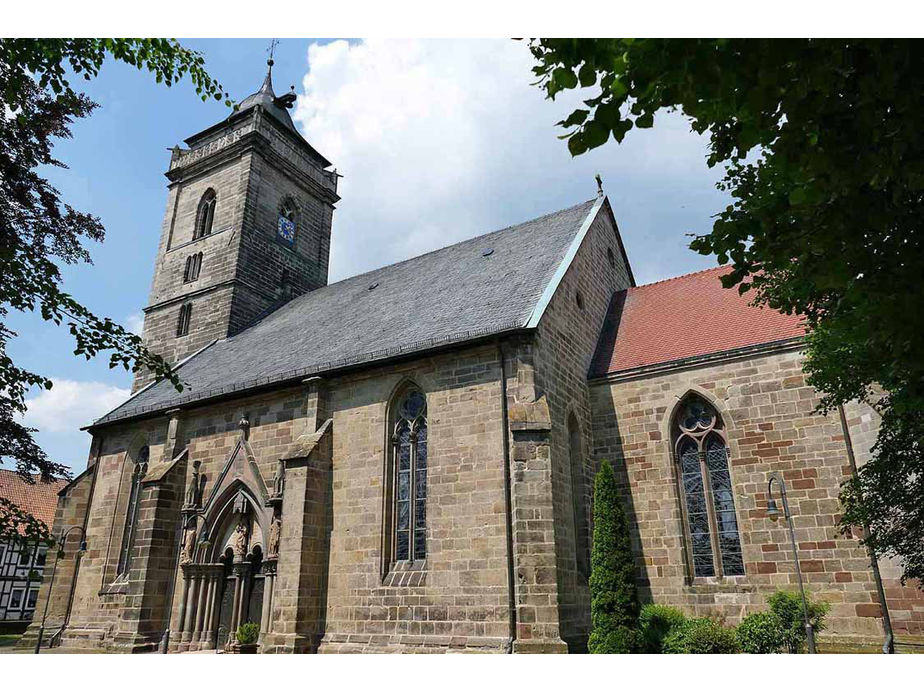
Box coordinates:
[528,39,924,583]
[1,39,226,518]
[588,461,640,653]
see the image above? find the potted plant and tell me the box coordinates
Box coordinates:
[232,622,260,653]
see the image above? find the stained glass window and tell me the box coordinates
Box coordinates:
[118,446,149,576]
[674,396,744,578]
[391,388,427,563]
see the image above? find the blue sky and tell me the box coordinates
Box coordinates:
[7,38,728,474]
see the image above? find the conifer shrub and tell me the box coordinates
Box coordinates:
[736,611,785,654]
[639,604,688,653]
[588,461,641,653]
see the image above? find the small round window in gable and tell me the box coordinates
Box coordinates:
[576,290,585,311]
[607,247,616,268]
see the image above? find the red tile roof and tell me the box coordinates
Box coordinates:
[591,266,805,377]
[0,468,67,529]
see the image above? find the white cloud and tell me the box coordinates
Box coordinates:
[124,311,144,336]
[294,39,726,285]
[22,379,130,433]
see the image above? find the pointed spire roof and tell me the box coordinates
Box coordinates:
[236,58,300,135]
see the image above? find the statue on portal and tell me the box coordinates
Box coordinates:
[267,515,282,557]
[231,518,249,560]
[180,523,197,564]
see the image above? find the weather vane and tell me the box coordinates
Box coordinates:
[267,38,279,65]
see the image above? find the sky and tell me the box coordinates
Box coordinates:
[6,38,729,475]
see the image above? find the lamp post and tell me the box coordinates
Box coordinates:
[766,472,816,654]
[34,525,87,654]
[159,509,211,654]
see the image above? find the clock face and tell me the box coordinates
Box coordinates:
[277,215,296,245]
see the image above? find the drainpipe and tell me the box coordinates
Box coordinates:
[497,341,517,653]
[837,405,894,654]
[63,433,103,630]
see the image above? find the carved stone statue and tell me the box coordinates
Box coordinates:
[267,515,281,557]
[180,524,197,564]
[185,460,201,508]
[272,459,285,497]
[231,518,248,560]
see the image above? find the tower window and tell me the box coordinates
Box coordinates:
[385,386,428,568]
[277,199,297,246]
[194,189,217,240]
[673,395,744,578]
[177,302,192,337]
[183,252,203,283]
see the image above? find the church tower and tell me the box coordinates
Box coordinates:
[134,59,339,391]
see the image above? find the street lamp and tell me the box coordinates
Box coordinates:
[35,525,87,654]
[766,472,816,654]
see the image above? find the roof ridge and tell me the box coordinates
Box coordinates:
[230,197,599,336]
[633,264,729,290]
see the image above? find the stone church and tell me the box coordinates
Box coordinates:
[27,61,923,654]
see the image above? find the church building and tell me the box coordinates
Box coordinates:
[26,61,923,653]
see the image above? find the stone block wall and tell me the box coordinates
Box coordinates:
[588,348,924,642]
[532,201,633,650]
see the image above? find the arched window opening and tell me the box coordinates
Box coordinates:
[177,302,192,337]
[194,189,217,240]
[183,252,203,283]
[117,445,149,576]
[568,413,590,578]
[277,199,297,246]
[673,395,744,578]
[388,387,427,565]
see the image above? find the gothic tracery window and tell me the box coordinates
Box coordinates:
[673,396,744,578]
[117,445,149,576]
[389,387,428,565]
[194,189,217,240]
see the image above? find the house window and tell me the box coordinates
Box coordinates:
[117,446,149,576]
[176,302,192,337]
[277,199,297,246]
[194,189,217,239]
[10,589,22,609]
[568,413,590,578]
[27,589,38,609]
[674,395,744,578]
[387,387,428,565]
[36,548,47,566]
[183,252,203,283]
[18,547,31,565]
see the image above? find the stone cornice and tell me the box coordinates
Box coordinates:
[588,336,806,385]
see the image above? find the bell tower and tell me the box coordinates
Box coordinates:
[134,59,339,391]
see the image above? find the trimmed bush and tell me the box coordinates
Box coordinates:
[767,590,830,653]
[640,604,688,653]
[662,618,739,654]
[236,621,259,645]
[588,461,641,653]
[737,611,785,653]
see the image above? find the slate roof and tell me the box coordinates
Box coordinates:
[590,266,806,378]
[0,469,67,529]
[95,198,602,427]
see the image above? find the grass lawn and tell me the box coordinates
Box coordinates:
[0,634,23,649]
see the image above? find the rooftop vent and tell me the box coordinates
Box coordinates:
[482,248,494,257]
[368,282,379,291]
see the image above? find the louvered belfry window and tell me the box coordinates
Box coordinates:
[674,396,744,578]
[194,189,216,239]
[391,388,428,563]
[176,302,192,336]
